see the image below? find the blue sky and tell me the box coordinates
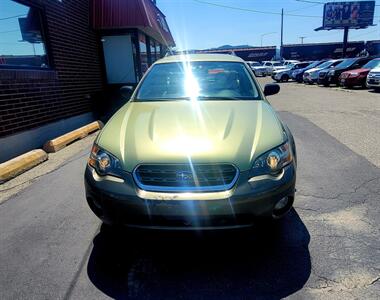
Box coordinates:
[158,0,380,50]
[0,1,45,55]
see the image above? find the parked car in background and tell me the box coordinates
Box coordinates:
[366,67,380,91]
[291,60,325,83]
[247,61,267,77]
[283,60,300,67]
[319,57,372,87]
[303,59,343,84]
[339,58,380,88]
[272,62,310,82]
[263,61,287,75]
[84,54,297,230]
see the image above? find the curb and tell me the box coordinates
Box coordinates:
[0,149,48,184]
[43,121,103,153]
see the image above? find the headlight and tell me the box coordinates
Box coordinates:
[250,142,293,177]
[328,70,335,76]
[88,144,123,176]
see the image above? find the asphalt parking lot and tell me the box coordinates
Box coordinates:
[0,79,379,299]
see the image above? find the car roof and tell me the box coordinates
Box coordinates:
[155,54,245,64]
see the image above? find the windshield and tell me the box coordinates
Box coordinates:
[135,61,261,101]
[306,61,321,69]
[336,58,356,68]
[362,59,380,69]
[316,61,334,69]
[250,62,261,67]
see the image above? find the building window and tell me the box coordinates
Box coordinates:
[155,43,161,59]
[0,1,48,68]
[150,39,156,63]
[139,33,148,74]
[102,35,136,84]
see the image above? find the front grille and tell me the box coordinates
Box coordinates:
[369,72,380,78]
[133,164,239,192]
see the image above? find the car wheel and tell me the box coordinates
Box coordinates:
[281,74,289,82]
[100,222,124,236]
[375,88,380,93]
[323,83,330,87]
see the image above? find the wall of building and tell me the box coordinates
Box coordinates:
[0,0,104,140]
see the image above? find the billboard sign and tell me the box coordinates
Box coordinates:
[323,1,375,29]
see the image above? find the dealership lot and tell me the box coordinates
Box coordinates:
[0,81,379,299]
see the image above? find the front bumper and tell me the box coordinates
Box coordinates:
[303,74,317,84]
[339,76,366,87]
[366,77,380,89]
[321,74,339,85]
[272,73,283,81]
[254,69,267,76]
[292,73,304,82]
[84,164,296,230]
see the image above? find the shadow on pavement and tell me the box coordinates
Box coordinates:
[87,209,311,300]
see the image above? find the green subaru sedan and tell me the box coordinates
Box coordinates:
[84,54,296,230]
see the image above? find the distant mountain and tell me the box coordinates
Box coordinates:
[212,44,254,50]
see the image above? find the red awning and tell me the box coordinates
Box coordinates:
[92,0,175,46]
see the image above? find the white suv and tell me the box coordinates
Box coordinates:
[366,67,380,91]
[262,61,286,75]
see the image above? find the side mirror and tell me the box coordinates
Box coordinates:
[264,83,280,96]
[120,85,134,100]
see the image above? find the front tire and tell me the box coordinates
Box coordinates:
[281,74,290,82]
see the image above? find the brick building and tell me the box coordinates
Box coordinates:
[0,0,174,162]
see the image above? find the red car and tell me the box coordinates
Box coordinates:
[339,58,380,88]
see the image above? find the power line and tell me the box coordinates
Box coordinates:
[351,28,378,38]
[192,0,322,18]
[295,0,325,4]
[0,14,26,21]
[295,0,380,7]
[287,3,320,13]
[0,29,19,34]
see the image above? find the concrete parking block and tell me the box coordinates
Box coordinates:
[0,149,48,184]
[43,121,102,153]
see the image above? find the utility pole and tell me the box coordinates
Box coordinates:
[299,36,307,44]
[280,8,284,59]
[342,27,349,58]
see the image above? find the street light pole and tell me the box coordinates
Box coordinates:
[280,8,284,59]
[299,36,307,44]
[342,26,349,58]
[260,32,277,47]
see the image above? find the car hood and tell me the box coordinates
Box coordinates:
[306,67,322,74]
[97,100,285,172]
[344,68,370,74]
[331,66,350,72]
[252,66,267,70]
[274,68,291,74]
